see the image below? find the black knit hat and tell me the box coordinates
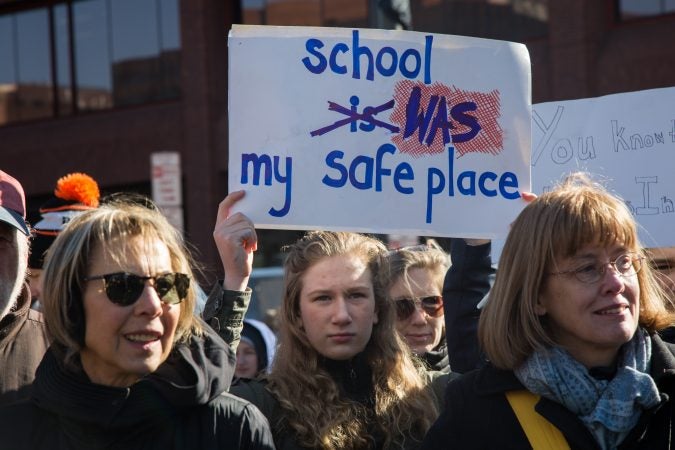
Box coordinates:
[29,173,100,269]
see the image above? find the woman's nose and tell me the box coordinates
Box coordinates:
[408,304,428,324]
[133,283,164,315]
[600,265,626,294]
[331,297,352,324]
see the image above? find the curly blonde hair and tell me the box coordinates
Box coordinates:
[267,231,438,449]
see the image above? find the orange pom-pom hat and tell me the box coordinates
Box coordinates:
[45,172,100,212]
[29,172,100,269]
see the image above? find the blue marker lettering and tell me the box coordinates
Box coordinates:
[301,38,327,75]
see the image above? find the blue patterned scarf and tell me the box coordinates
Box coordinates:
[514,329,661,450]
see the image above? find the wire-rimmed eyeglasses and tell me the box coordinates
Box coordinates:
[548,252,644,284]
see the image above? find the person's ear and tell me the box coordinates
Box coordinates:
[534,298,547,316]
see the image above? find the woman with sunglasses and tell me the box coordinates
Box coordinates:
[0,198,274,450]
[422,173,675,450]
[385,241,451,372]
[385,238,494,374]
[208,209,446,449]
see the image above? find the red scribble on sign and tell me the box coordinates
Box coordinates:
[390,80,503,158]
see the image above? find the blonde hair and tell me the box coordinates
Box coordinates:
[42,198,201,368]
[480,173,675,369]
[267,231,437,449]
[383,240,450,299]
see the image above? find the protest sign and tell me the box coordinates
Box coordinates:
[532,86,675,248]
[228,25,531,238]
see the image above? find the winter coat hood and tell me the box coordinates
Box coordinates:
[242,318,277,373]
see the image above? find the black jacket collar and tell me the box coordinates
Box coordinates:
[32,320,234,431]
[422,339,450,372]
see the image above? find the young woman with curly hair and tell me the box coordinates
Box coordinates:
[205,194,444,450]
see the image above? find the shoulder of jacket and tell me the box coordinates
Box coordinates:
[26,308,46,323]
[649,333,675,380]
[202,390,270,424]
[446,363,521,397]
[230,379,279,418]
[210,390,258,411]
[0,400,51,436]
[9,309,50,350]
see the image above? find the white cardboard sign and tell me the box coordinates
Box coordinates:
[532,86,675,248]
[228,25,531,239]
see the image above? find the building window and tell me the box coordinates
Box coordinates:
[411,0,548,42]
[0,9,52,123]
[241,0,369,28]
[617,0,675,21]
[239,0,547,42]
[0,0,181,127]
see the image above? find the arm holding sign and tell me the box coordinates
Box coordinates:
[202,191,258,354]
[214,190,258,291]
[442,192,537,374]
[442,238,494,374]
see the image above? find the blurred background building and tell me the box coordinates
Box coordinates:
[1,0,674,283]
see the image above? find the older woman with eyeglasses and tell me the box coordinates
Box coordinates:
[422,173,675,450]
[0,198,274,450]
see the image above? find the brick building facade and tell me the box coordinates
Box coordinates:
[1,0,673,279]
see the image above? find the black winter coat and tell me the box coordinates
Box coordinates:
[421,334,675,450]
[0,323,275,450]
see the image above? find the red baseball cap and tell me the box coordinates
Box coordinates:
[0,170,30,236]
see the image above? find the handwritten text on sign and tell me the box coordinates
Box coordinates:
[229,26,531,238]
[532,86,675,247]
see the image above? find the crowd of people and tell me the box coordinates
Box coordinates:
[1,167,674,449]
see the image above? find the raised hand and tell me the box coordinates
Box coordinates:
[213,190,258,291]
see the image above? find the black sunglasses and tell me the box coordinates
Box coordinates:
[395,295,444,320]
[84,272,190,306]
